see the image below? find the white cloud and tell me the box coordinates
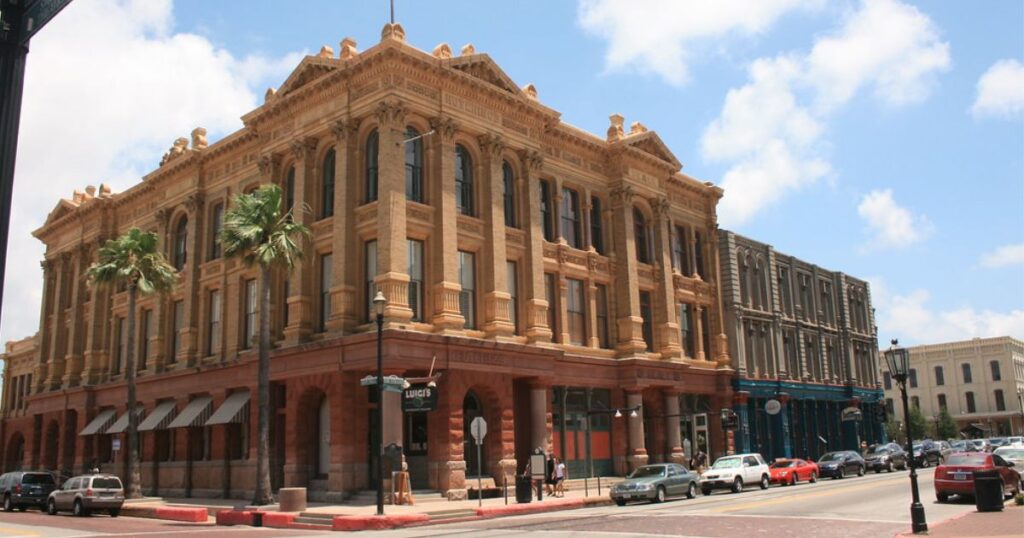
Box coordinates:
[577,0,815,85]
[971,59,1024,119]
[870,277,1024,344]
[702,0,950,226]
[856,189,932,250]
[979,243,1024,268]
[0,0,303,343]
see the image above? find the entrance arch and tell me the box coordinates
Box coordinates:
[463,391,483,478]
[4,432,24,471]
[43,420,60,471]
[317,397,330,477]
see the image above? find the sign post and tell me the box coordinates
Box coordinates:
[470,417,487,507]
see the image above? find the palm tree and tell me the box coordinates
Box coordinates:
[86,227,177,499]
[220,183,310,505]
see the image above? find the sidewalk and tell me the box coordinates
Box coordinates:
[898,501,1023,537]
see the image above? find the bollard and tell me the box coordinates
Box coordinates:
[504,474,509,505]
[598,476,602,496]
[584,477,589,497]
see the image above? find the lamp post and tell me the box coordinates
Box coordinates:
[884,339,927,534]
[373,291,386,516]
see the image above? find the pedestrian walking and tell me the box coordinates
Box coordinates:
[690,448,707,473]
[544,453,555,495]
[554,457,567,497]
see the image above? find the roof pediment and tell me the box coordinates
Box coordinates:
[43,199,78,226]
[624,131,682,169]
[445,54,522,95]
[275,56,339,97]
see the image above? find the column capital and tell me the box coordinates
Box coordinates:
[477,132,505,160]
[429,115,458,143]
[184,192,204,214]
[517,149,544,173]
[290,136,318,161]
[376,98,408,129]
[610,184,635,208]
[331,117,360,141]
[257,152,282,176]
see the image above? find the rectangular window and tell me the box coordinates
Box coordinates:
[694,231,705,278]
[590,196,604,254]
[408,240,424,322]
[679,303,694,358]
[595,284,609,348]
[909,368,918,388]
[170,300,184,364]
[965,392,976,414]
[459,251,476,329]
[560,188,581,249]
[320,253,332,332]
[991,361,1001,381]
[139,309,152,370]
[779,268,792,316]
[639,291,653,352]
[208,290,221,355]
[995,390,1006,411]
[244,279,257,349]
[365,240,377,322]
[799,274,813,321]
[281,279,289,330]
[672,226,689,276]
[962,363,972,384]
[883,371,892,390]
[567,279,586,345]
[935,366,944,386]
[210,203,224,260]
[540,180,554,241]
[503,165,516,228]
[937,394,947,411]
[701,308,712,360]
[911,396,920,410]
[821,282,834,325]
[545,273,557,341]
[507,261,518,333]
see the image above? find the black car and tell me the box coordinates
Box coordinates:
[817,451,866,479]
[864,445,908,473]
[912,441,943,467]
[0,471,57,511]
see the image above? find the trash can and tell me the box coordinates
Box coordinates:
[973,469,1004,512]
[515,475,533,504]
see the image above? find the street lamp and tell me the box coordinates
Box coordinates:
[373,291,386,516]
[884,339,927,534]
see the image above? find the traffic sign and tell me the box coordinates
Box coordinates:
[20,0,73,45]
[112,438,121,452]
[470,416,487,444]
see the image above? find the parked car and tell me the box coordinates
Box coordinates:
[1006,436,1023,447]
[993,446,1024,487]
[967,439,990,452]
[0,471,57,512]
[610,463,699,505]
[936,440,953,460]
[934,452,1021,502]
[950,440,970,452]
[769,459,819,485]
[817,451,866,479]
[987,437,1010,450]
[912,441,943,467]
[46,474,124,517]
[700,454,770,494]
[864,445,908,473]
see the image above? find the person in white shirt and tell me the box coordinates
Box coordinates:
[554,457,567,497]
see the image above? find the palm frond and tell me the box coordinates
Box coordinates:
[221,184,311,270]
[85,227,177,296]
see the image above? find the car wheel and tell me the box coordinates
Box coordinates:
[732,476,744,494]
[46,499,57,516]
[701,487,712,496]
[887,461,894,473]
[109,508,120,518]
[936,491,948,503]
[653,486,666,503]
[760,475,770,490]
[687,482,697,499]
[16,506,25,512]
[857,465,865,477]
[791,474,798,486]
[3,494,11,512]
[73,500,85,517]
[615,499,627,506]
[809,472,817,483]
[920,458,929,468]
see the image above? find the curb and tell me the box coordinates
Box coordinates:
[332,513,430,531]
[123,505,208,523]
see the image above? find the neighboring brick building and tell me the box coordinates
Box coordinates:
[882,336,1024,438]
[0,24,736,501]
[718,230,885,461]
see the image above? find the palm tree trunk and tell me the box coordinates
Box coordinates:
[253,265,273,505]
[125,284,142,498]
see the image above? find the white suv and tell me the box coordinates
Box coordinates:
[700,453,770,495]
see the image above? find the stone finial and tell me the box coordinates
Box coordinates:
[607,113,625,142]
[460,43,476,56]
[381,22,406,42]
[318,45,334,58]
[159,137,189,166]
[85,185,97,197]
[629,121,648,135]
[72,189,84,203]
[339,37,358,60]
[522,83,538,100]
[191,127,208,150]
[432,43,453,59]
[99,184,112,197]
[265,87,277,102]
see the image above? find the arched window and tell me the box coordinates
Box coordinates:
[560,187,581,248]
[365,130,379,203]
[455,145,474,216]
[321,149,335,218]
[173,217,188,270]
[634,209,650,263]
[502,162,516,227]
[405,127,423,202]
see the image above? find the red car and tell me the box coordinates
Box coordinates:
[934,452,1021,502]
[769,459,819,486]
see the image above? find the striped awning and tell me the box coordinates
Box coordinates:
[105,406,145,435]
[205,390,251,426]
[79,409,117,436]
[166,395,213,429]
[138,400,177,432]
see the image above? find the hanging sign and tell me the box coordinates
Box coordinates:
[402,384,437,413]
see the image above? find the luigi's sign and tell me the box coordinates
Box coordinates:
[402,384,437,413]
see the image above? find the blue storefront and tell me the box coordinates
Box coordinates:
[733,379,886,462]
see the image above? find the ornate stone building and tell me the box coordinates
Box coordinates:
[718,230,885,461]
[0,25,735,500]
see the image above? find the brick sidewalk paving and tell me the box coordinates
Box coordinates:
[899,502,1023,537]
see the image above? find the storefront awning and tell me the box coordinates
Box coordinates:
[205,390,251,426]
[79,409,117,436]
[166,395,213,429]
[105,406,145,435]
[138,400,177,432]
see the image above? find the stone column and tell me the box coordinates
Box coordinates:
[694,305,706,361]
[81,240,110,384]
[179,193,203,366]
[664,391,684,464]
[610,186,646,355]
[625,391,648,470]
[651,199,681,359]
[327,118,359,333]
[34,259,54,391]
[44,254,69,390]
[734,391,751,454]
[519,150,552,343]
[428,115,463,332]
[586,279,600,348]
[478,133,514,339]
[529,381,551,453]
[283,137,317,343]
[61,248,86,387]
[371,101,413,325]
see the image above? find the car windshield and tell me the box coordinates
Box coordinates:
[92,477,122,489]
[912,444,923,451]
[867,448,890,456]
[989,438,1007,445]
[626,463,667,475]
[771,461,797,468]
[994,448,1024,459]
[21,473,55,485]
[945,454,987,466]
[712,457,741,469]
[819,453,841,462]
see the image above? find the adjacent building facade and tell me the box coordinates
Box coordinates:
[0,25,737,501]
[882,336,1024,438]
[718,231,885,462]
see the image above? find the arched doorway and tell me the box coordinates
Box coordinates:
[43,420,60,471]
[5,433,24,471]
[463,391,483,478]
[316,397,330,478]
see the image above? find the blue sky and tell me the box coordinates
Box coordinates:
[1,0,1022,349]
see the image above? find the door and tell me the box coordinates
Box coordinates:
[463,392,483,478]
[743,456,759,483]
[317,398,330,477]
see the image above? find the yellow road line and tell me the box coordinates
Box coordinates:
[0,526,42,537]
[710,478,900,513]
